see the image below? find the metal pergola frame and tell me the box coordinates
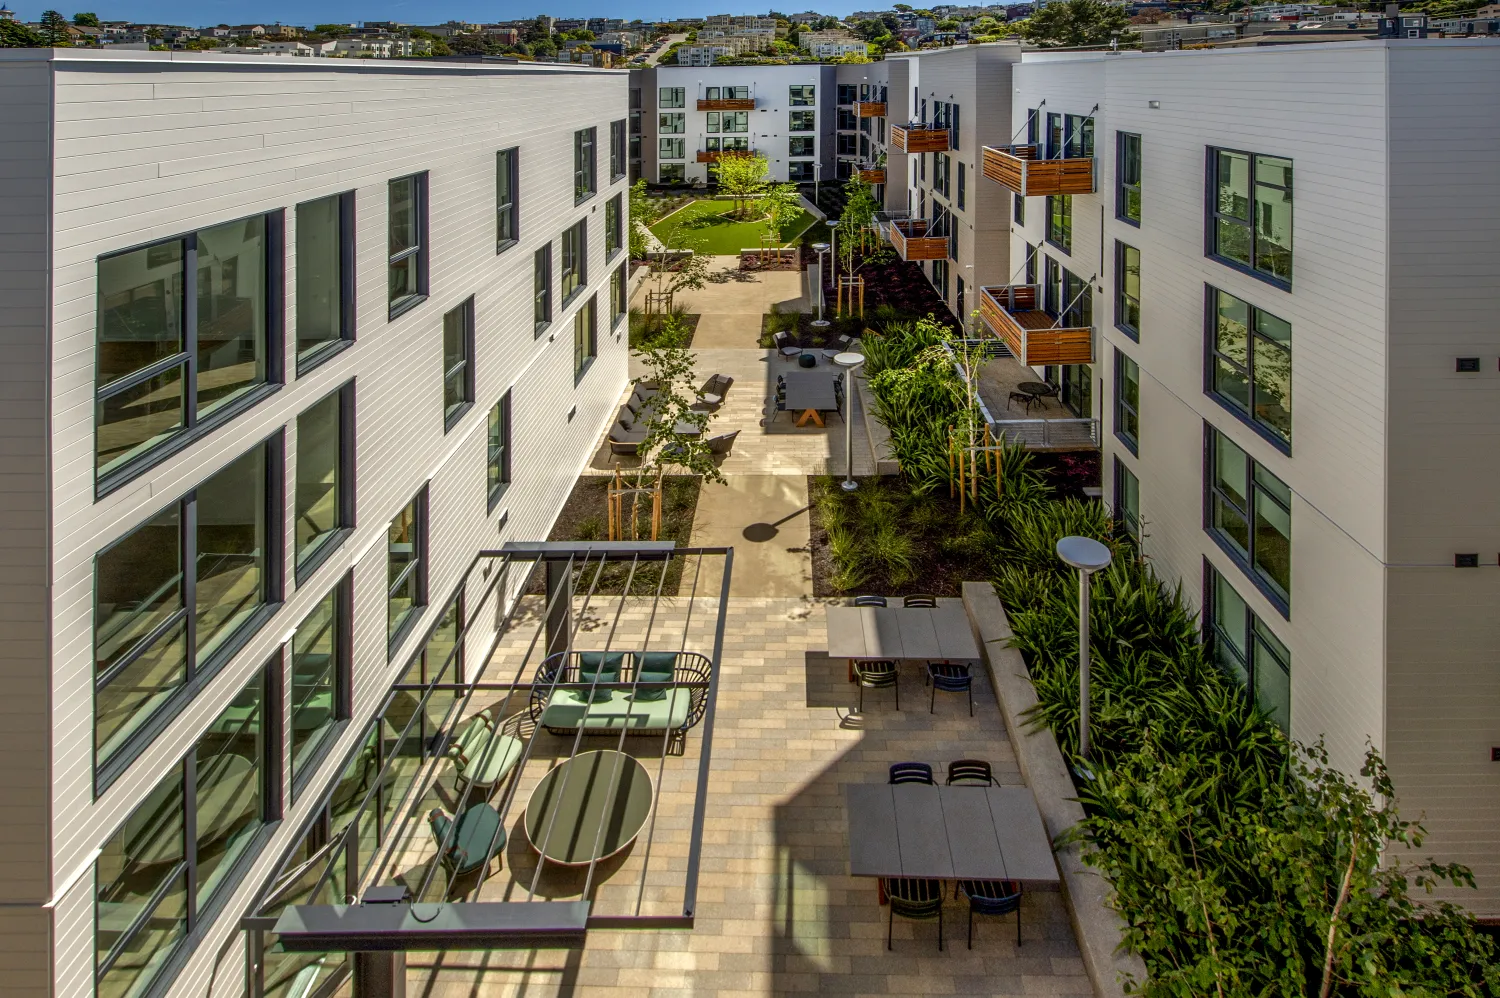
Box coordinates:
[240,542,732,997]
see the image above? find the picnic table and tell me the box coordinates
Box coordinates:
[846,784,1059,884]
[825,602,981,680]
[779,370,840,427]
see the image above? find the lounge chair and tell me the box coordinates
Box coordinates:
[428,803,505,881]
[773,331,801,359]
[692,373,735,412]
[822,333,854,359]
[706,430,740,455]
[608,423,647,455]
[527,650,713,753]
[446,708,525,795]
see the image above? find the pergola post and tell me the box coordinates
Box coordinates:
[546,559,572,659]
[352,952,406,998]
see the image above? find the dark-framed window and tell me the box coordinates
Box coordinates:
[496,147,519,253]
[658,86,684,108]
[1205,424,1291,613]
[533,245,552,335]
[561,220,586,305]
[1114,349,1139,455]
[957,162,966,211]
[290,575,352,795]
[792,136,817,157]
[95,665,277,998]
[1115,241,1141,339]
[789,161,814,183]
[1045,194,1072,254]
[387,489,428,651]
[95,211,283,496]
[387,173,429,319]
[1114,457,1140,542]
[1117,132,1141,225]
[295,193,354,374]
[660,164,685,185]
[441,298,475,430]
[294,383,354,581]
[1024,242,1038,285]
[1205,561,1291,729]
[837,83,857,104]
[487,390,512,510]
[611,265,628,327]
[789,110,815,132]
[1014,192,1025,227]
[93,437,282,790]
[609,118,627,181]
[659,112,685,134]
[574,127,597,203]
[1208,148,1292,287]
[1206,287,1291,449]
[660,137,685,160]
[1044,255,1091,328]
[605,194,623,260]
[573,294,597,383]
[838,107,857,131]
[789,84,815,106]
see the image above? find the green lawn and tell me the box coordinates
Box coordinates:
[649,198,815,255]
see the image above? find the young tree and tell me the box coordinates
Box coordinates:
[632,343,724,485]
[1021,0,1135,48]
[715,153,771,219]
[757,182,803,242]
[628,179,656,260]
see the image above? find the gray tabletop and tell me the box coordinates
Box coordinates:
[846,784,1058,883]
[825,603,981,663]
[780,371,839,411]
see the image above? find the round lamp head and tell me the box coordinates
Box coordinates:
[812,242,830,253]
[1056,535,1112,573]
[832,351,865,369]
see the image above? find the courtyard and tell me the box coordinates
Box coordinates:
[649,198,817,256]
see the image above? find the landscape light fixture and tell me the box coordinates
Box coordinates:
[1055,535,1113,760]
[833,352,866,492]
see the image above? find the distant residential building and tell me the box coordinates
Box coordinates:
[800,31,868,59]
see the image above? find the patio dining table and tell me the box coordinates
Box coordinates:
[825,602,981,681]
[779,370,840,428]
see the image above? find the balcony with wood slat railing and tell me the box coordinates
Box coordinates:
[697,98,756,110]
[858,168,886,184]
[696,147,755,163]
[890,123,950,154]
[978,284,1094,366]
[888,217,948,262]
[854,101,886,117]
[980,145,1096,197]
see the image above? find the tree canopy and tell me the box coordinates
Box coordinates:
[0,18,45,45]
[39,11,72,46]
[1021,0,1135,48]
[72,11,98,26]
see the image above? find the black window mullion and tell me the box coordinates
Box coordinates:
[181,495,198,679]
[340,192,357,341]
[96,352,192,401]
[183,235,199,430]
[98,858,187,977]
[182,757,198,927]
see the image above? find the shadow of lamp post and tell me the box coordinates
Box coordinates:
[1055,535,1113,760]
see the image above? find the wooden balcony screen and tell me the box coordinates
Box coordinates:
[697,98,756,111]
[891,125,950,154]
[697,149,754,163]
[889,219,948,262]
[980,145,1096,197]
[858,169,886,184]
[854,101,887,117]
[978,285,1093,366]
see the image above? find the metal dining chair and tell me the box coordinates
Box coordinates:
[955,880,1022,948]
[928,662,973,716]
[854,659,899,711]
[853,595,887,607]
[888,761,934,785]
[885,877,946,950]
[903,594,938,608]
[946,759,996,786]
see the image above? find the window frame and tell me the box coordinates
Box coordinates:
[94,212,286,499]
[295,192,356,375]
[1203,559,1291,729]
[1206,146,1293,290]
[289,574,354,797]
[1116,131,1141,226]
[1115,241,1141,340]
[957,161,966,212]
[92,435,284,794]
[605,194,623,260]
[293,381,356,584]
[94,662,281,998]
[495,147,519,254]
[386,488,429,655]
[387,172,429,320]
[487,390,512,511]
[1203,424,1292,616]
[1203,285,1293,453]
[1113,456,1140,543]
[560,220,587,307]
[609,118,627,182]
[533,245,552,336]
[1114,348,1140,456]
[573,294,598,384]
[1013,192,1025,227]
[658,86,685,108]
[611,264,628,329]
[788,84,815,106]
[574,127,597,204]
[1045,194,1072,255]
[441,297,476,432]
[788,110,816,133]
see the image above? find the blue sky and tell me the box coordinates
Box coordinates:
[9,1,881,26]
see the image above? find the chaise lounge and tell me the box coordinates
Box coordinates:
[527,650,713,752]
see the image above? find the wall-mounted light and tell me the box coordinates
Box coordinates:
[496,508,509,533]
[1148,100,1161,109]
[567,404,578,422]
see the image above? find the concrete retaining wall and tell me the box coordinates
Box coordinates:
[855,376,899,476]
[962,581,1147,998]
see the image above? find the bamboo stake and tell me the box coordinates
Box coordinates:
[957,426,966,515]
[652,468,663,541]
[948,428,956,500]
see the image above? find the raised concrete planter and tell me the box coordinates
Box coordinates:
[962,581,1147,998]
[854,376,899,476]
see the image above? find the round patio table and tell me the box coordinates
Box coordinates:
[524,750,653,866]
[1017,381,1052,397]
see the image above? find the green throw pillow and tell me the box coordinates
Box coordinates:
[633,652,676,702]
[571,652,625,704]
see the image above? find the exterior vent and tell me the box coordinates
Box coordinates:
[1456,357,1481,372]
[1455,553,1479,568]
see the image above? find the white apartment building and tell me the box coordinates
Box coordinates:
[0,48,632,994]
[999,41,1500,912]
[634,65,833,186]
[801,32,870,60]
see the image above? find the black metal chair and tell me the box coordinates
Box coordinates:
[955,880,1022,949]
[773,331,801,359]
[946,759,996,786]
[888,761,934,785]
[928,663,973,716]
[885,877,945,950]
[853,595,887,607]
[854,660,899,711]
[903,594,938,608]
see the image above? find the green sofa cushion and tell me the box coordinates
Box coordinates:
[539,687,691,731]
[572,652,627,703]
[429,803,505,876]
[632,652,677,702]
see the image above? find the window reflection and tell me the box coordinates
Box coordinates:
[194,448,266,661]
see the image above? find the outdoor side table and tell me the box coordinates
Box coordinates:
[524,749,653,866]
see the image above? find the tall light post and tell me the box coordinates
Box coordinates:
[1055,536,1113,760]
[814,160,822,207]
[827,217,840,310]
[811,242,831,328]
[833,352,865,491]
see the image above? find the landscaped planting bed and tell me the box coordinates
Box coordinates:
[649,198,815,256]
[533,474,701,596]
